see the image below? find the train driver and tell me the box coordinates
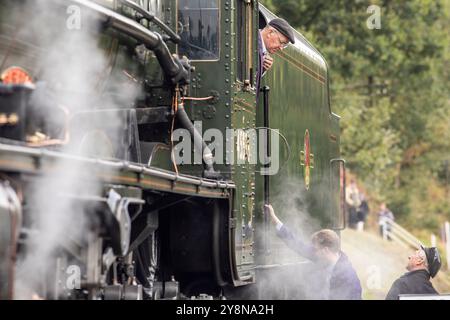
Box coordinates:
[256,18,295,95]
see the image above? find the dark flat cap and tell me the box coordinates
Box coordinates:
[268,18,295,44]
[421,245,441,278]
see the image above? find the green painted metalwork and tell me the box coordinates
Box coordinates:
[0,0,343,291]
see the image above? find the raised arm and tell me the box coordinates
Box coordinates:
[265,204,317,261]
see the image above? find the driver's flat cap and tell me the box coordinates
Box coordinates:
[268,18,295,44]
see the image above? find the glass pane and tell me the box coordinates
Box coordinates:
[147,0,163,19]
[128,0,164,19]
[178,0,219,60]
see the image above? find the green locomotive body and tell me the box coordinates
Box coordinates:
[0,0,344,299]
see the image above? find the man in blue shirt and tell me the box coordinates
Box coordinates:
[265,204,362,300]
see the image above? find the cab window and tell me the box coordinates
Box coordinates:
[177,0,220,60]
[147,0,163,19]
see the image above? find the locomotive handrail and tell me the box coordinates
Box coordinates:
[330,158,346,230]
[67,0,189,85]
[261,86,271,255]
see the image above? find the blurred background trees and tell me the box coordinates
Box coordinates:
[260,0,450,233]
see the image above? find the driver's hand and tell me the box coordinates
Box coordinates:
[263,54,274,72]
[264,204,282,226]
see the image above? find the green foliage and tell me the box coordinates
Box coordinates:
[260,0,450,230]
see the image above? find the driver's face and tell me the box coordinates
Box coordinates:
[264,29,289,54]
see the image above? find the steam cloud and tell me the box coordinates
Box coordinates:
[6,1,141,299]
[251,177,328,299]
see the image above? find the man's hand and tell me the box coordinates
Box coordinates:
[263,54,274,72]
[264,204,282,226]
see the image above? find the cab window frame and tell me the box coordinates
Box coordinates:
[176,0,221,62]
[236,0,255,86]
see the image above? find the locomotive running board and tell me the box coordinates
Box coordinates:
[0,143,235,199]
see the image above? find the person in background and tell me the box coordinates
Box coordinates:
[356,193,369,232]
[345,180,361,229]
[378,203,394,240]
[265,204,362,300]
[386,246,441,300]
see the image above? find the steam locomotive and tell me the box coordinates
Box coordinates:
[0,0,345,300]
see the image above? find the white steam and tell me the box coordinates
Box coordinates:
[256,177,412,299]
[11,1,140,299]
[253,177,327,299]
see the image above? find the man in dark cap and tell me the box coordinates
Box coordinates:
[386,245,441,300]
[256,18,296,97]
